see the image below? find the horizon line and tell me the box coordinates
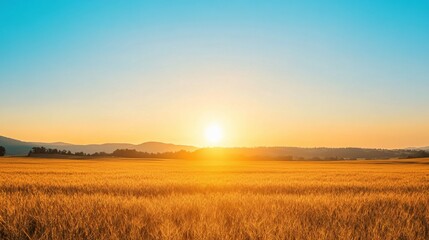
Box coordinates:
[1,135,427,150]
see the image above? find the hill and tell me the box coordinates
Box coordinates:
[192,147,429,160]
[1,135,428,159]
[408,146,429,151]
[0,136,198,156]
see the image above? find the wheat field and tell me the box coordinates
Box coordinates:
[0,157,428,240]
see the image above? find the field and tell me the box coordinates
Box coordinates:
[1,157,428,239]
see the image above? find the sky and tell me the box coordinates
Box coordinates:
[1,0,429,148]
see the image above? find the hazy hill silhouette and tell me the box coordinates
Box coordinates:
[191,147,428,160]
[2,135,428,159]
[408,146,429,151]
[0,136,197,156]
[0,136,36,156]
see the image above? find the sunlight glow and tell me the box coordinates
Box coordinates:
[205,123,223,146]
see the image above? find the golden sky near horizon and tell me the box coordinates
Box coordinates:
[2,105,429,148]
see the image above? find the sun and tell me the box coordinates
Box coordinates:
[205,123,223,146]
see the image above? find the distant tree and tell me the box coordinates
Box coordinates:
[28,147,47,155]
[406,150,429,159]
[40,147,46,153]
[75,152,85,156]
[0,146,5,156]
[92,152,110,157]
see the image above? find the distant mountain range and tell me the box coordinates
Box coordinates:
[194,147,429,160]
[0,136,198,156]
[1,135,428,159]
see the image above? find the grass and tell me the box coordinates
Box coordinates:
[0,157,428,239]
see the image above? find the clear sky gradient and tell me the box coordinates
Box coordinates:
[1,1,428,148]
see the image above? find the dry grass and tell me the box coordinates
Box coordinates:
[0,157,428,239]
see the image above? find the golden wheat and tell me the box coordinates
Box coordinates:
[0,157,428,239]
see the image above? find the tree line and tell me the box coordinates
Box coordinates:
[28,147,110,157]
[28,147,188,159]
[1,144,427,159]
[26,146,429,160]
[28,147,293,160]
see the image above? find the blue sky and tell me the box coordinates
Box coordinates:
[1,1,428,147]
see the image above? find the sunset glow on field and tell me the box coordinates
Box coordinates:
[1,1,429,239]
